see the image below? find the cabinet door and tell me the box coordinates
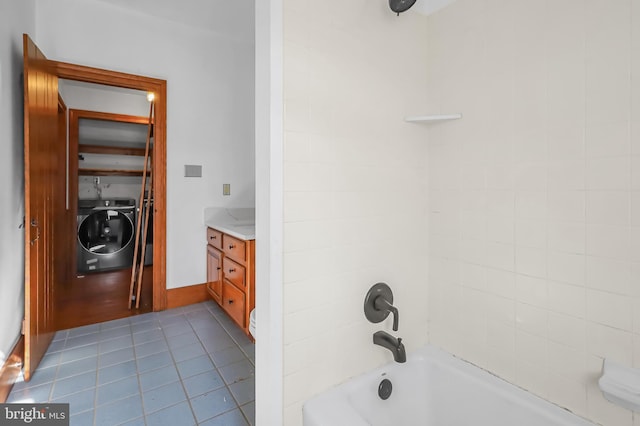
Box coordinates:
[206,245,223,304]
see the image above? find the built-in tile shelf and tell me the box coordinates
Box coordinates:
[404,114,462,123]
[599,359,640,412]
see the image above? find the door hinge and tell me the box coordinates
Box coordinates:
[21,319,26,335]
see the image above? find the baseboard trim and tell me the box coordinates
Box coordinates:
[166,283,209,309]
[0,336,24,403]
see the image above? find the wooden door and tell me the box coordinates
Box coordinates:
[57,96,70,290]
[23,34,58,381]
[206,245,223,304]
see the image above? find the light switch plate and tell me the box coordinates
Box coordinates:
[223,184,231,196]
[184,164,202,177]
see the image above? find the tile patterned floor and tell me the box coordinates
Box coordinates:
[7,301,255,426]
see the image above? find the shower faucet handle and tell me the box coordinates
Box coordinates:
[364,282,400,332]
[374,295,399,331]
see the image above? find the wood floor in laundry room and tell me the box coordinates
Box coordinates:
[55,266,153,330]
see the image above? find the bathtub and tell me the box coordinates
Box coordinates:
[303,344,596,426]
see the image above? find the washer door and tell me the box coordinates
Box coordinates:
[78,210,134,255]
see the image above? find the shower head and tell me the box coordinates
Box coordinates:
[389,0,417,15]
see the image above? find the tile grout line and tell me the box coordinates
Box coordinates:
[130,316,149,426]
[207,309,255,425]
[186,306,238,424]
[11,303,254,425]
[158,312,199,425]
[192,303,254,425]
[92,324,102,426]
[47,332,66,404]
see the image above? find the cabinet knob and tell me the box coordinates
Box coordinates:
[210,235,216,240]
[228,244,235,249]
[228,299,234,304]
[217,267,221,270]
[229,268,236,273]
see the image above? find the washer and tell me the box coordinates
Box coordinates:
[77,198,136,274]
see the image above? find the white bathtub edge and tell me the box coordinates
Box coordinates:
[303,343,599,426]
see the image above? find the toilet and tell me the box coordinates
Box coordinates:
[249,309,256,339]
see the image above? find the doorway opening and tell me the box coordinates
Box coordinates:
[51,66,167,330]
[23,34,166,380]
[56,103,157,329]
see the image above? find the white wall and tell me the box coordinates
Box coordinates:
[281,1,430,424]
[414,0,457,16]
[0,0,35,367]
[426,1,640,425]
[255,0,284,424]
[35,0,255,288]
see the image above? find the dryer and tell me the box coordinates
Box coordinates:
[77,198,136,274]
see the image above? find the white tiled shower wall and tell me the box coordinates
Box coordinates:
[426,1,640,425]
[281,1,430,424]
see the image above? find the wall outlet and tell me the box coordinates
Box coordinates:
[223,184,231,196]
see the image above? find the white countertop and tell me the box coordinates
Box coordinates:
[204,207,255,240]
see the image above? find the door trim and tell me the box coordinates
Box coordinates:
[51,60,167,311]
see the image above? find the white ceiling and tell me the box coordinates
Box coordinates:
[95,0,255,44]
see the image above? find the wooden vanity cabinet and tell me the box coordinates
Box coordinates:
[206,227,255,338]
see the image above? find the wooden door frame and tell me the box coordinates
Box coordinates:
[51,60,167,311]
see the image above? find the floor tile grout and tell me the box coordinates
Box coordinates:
[187,308,247,424]
[8,301,254,426]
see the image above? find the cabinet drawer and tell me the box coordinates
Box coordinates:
[207,228,222,250]
[223,234,246,263]
[223,257,245,289]
[222,281,246,328]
